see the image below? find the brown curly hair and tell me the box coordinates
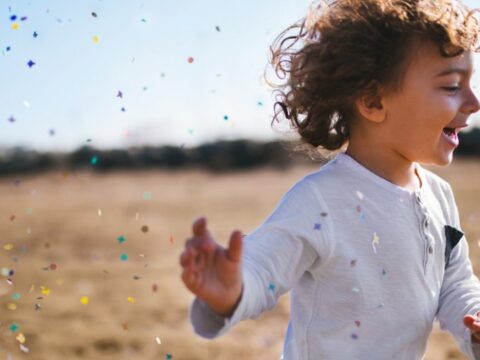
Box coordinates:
[267,0,480,158]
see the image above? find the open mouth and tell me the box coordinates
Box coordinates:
[442,127,459,146]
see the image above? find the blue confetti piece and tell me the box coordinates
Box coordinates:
[27,60,35,68]
[33,31,38,38]
[351,333,358,340]
[268,283,275,292]
[223,115,229,121]
[313,223,322,230]
[10,15,17,21]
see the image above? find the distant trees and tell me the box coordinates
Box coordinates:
[0,130,479,177]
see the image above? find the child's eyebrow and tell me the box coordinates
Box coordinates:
[435,67,473,77]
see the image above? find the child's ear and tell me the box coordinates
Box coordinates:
[355,87,386,124]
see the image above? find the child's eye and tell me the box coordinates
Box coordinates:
[442,86,461,93]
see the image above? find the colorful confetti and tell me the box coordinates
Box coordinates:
[117,235,126,244]
[187,57,194,63]
[10,323,19,332]
[92,35,99,44]
[80,296,89,305]
[90,155,98,165]
[16,333,25,344]
[120,253,128,261]
[27,60,35,68]
[91,12,98,18]
[127,296,134,303]
[141,225,149,233]
[371,232,380,254]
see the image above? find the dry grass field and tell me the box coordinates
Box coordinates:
[0,158,479,359]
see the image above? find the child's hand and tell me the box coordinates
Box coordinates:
[463,312,480,342]
[180,217,243,317]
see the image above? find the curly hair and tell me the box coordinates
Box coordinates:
[267,0,480,159]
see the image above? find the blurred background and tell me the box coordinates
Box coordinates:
[1,0,480,359]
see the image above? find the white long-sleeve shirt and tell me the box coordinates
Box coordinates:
[190,152,480,359]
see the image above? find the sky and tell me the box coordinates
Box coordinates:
[1,0,480,152]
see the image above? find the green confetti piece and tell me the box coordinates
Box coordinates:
[120,253,128,261]
[117,235,126,244]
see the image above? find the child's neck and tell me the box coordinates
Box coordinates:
[344,146,422,192]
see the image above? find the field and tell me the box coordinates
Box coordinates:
[0,158,479,359]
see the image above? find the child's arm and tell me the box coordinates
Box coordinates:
[436,183,480,360]
[181,179,328,339]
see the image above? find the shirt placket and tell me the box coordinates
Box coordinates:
[415,191,434,275]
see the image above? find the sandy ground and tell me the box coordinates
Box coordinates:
[0,158,479,359]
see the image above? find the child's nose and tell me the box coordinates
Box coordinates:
[463,89,480,114]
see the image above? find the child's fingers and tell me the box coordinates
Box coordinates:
[181,267,200,292]
[226,230,243,263]
[192,217,208,237]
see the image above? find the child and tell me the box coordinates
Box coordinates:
[180,0,480,358]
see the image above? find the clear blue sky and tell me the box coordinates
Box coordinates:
[1,0,479,152]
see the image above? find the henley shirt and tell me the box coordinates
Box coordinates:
[190,151,480,359]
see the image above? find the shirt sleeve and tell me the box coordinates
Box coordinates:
[189,177,333,339]
[436,183,480,359]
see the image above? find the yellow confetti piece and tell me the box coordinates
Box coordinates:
[3,244,13,251]
[16,333,25,344]
[80,296,89,305]
[127,296,135,303]
[7,303,17,311]
[372,232,380,254]
[28,285,35,293]
[40,286,50,296]
[12,23,19,30]
[92,35,99,44]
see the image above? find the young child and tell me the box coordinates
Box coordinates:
[180,0,480,358]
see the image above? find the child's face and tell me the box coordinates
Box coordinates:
[382,40,479,166]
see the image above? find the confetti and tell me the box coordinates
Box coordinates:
[141,225,149,233]
[166,354,173,360]
[143,191,152,200]
[10,15,17,21]
[33,31,38,38]
[10,323,19,332]
[90,155,98,165]
[120,253,128,261]
[141,18,147,23]
[356,191,364,200]
[16,333,25,344]
[8,116,15,123]
[117,235,126,244]
[268,283,275,291]
[27,60,35,68]
[152,284,158,292]
[382,269,386,276]
[4,244,14,250]
[116,90,123,98]
[350,259,357,267]
[11,293,21,300]
[9,215,15,221]
[156,336,162,344]
[127,296,134,303]
[49,129,56,136]
[91,12,98,17]
[215,26,221,32]
[12,23,19,30]
[354,320,361,327]
[97,208,102,216]
[351,333,358,340]
[19,344,29,353]
[34,303,41,311]
[41,286,50,295]
[169,234,174,244]
[371,232,380,254]
[50,263,57,271]
[313,223,321,230]
[352,287,360,293]
[187,57,194,63]
[80,296,89,305]
[121,107,126,112]
[7,303,17,311]
[93,35,99,44]
[223,115,229,121]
